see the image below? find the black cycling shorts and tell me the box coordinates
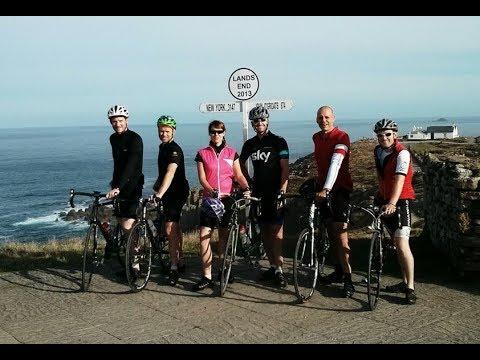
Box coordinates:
[318,189,351,224]
[113,185,142,219]
[163,192,188,223]
[199,196,235,229]
[375,198,413,235]
[255,195,284,225]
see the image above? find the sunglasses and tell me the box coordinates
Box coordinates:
[252,118,267,124]
[209,130,225,135]
[377,132,393,138]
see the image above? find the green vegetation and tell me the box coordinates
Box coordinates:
[0,238,84,272]
[409,138,480,173]
[0,231,202,272]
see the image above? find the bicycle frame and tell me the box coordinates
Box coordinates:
[291,192,331,302]
[124,196,170,292]
[219,195,262,296]
[138,197,168,257]
[231,196,263,266]
[69,189,117,291]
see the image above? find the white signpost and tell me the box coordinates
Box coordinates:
[199,67,294,143]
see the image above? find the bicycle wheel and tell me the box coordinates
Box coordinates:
[367,232,383,310]
[125,222,152,292]
[81,224,99,292]
[293,228,318,302]
[220,224,238,297]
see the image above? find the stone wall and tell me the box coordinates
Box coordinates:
[415,152,480,274]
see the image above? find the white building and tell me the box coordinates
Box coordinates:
[425,124,459,139]
[404,122,459,140]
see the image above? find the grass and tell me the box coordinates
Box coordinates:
[0,238,85,272]
[409,139,480,173]
[0,231,203,272]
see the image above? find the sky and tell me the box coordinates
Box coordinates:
[0,16,479,128]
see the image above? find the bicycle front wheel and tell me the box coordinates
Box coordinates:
[293,228,319,302]
[220,224,238,297]
[367,232,383,310]
[81,224,99,292]
[125,223,152,292]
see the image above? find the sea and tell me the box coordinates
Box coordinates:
[1,116,479,243]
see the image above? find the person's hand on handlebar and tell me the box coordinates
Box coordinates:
[315,189,329,203]
[150,193,162,206]
[242,187,251,199]
[276,190,286,211]
[106,188,120,199]
[381,203,397,216]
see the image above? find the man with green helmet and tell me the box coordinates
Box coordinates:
[153,115,190,286]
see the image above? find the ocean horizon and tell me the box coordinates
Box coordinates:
[1,115,479,243]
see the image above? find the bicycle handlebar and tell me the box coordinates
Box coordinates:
[231,196,261,210]
[137,195,164,214]
[284,192,333,213]
[69,188,111,208]
[350,204,386,224]
[283,193,302,199]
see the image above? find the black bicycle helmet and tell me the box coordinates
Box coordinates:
[248,105,269,121]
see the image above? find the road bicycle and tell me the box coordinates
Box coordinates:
[291,192,332,303]
[350,204,390,310]
[69,189,124,291]
[220,194,265,297]
[124,196,169,292]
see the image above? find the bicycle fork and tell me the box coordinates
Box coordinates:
[92,224,103,266]
[306,203,316,267]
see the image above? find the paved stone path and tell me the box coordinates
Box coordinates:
[1,255,479,344]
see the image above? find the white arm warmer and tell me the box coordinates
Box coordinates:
[323,152,344,190]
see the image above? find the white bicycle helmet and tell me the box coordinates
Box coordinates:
[108,105,129,119]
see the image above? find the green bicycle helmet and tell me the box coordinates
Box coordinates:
[157,115,177,129]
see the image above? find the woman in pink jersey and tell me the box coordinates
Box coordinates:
[192,120,250,291]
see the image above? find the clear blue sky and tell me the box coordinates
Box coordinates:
[1,16,479,128]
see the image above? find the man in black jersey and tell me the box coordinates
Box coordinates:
[153,115,190,286]
[105,105,144,259]
[239,105,289,288]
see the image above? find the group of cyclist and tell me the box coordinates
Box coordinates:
[104,102,416,305]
